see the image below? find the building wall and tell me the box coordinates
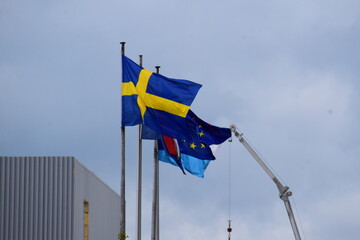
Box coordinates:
[73,159,120,240]
[0,156,120,240]
[0,156,74,240]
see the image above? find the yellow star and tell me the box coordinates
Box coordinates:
[198,131,204,137]
[190,143,196,149]
[201,143,205,148]
[198,125,203,128]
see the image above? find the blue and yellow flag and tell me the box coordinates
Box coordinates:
[158,110,232,177]
[121,55,202,140]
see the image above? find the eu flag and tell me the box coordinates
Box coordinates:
[158,110,231,177]
[122,55,202,140]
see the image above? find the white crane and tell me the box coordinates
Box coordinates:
[230,124,302,240]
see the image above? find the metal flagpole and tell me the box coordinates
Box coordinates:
[120,41,126,236]
[155,66,160,240]
[151,140,159,240]
[136,55,143,240]
[151,66,161,240]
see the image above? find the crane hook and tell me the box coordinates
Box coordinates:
[227,220,232,240]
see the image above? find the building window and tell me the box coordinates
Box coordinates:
[84,201,89,240]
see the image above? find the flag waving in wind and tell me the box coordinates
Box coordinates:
[158,110,232,177]
[121,55,202,140]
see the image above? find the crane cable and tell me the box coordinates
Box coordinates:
[227,136,233,240]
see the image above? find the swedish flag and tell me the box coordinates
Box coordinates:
[121,55,202,140]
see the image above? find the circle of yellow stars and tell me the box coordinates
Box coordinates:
[187,125,206,150]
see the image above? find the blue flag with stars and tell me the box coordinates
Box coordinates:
[158,110,231,177]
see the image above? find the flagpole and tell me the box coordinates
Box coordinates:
[155,65,160,240]
[136,55,143,240]
[120,41,126,236]
[151,66,161,240]
[151,141,159,240]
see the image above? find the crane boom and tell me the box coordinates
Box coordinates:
[229,124,302,240]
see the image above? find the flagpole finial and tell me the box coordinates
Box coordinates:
[120,42,126,54]
[139,55,143,67]
[155,66,160,74]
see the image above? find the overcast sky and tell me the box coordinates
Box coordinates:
[1,0,360,239]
